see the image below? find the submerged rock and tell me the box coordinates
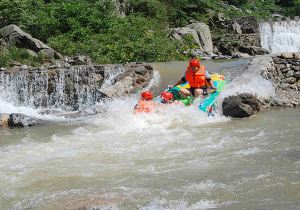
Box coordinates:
[222,93,261,118]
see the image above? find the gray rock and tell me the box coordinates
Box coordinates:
[232,21,242,34]
[294,71,300,79]
[38,49,55,60]
[280,52,294,59]
[297,80,300,89]
[286,70,294,78]
[188,22,213,54]
[171,21,213,55]
[282,77,296,84]
[238,46,268,56]
[235,16,259,34]
[279,83,290,90]
[281,67,289,73]
[64,62,71,69]
[222,93,261,118]
[293,52,300,60]
[217,13,225,22]
[292,65,300,71]
[20,65,28,70]
[5,113,41,127]
[0,25,62,59]
[70,55,92,65]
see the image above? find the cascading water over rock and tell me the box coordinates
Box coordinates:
[260,18,300,54]
[0,62,154,115]
[0,65,124,112]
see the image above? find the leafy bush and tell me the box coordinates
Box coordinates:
[0,48,10,67]
[0,47,44,67]
[1,0,299,64]
[49,15,187,63]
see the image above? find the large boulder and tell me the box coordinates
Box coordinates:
[0,24,62,59]
[171,22,213,55]
[187,22,213,54]
[222,93,261,118]
[0,113,41,128]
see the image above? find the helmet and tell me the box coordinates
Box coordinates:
[141,91,153,100]
[161,92,173,101]
[189,58,200,68]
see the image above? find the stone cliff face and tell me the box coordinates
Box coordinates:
[170,16,270,58]
[212,16,268,57]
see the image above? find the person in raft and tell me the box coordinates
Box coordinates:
[172,58,216,98]
[134,91,157,113]
[160,92,174,104]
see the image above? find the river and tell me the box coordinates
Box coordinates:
[0,60,299,210]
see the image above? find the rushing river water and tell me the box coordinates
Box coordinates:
[0,60,299,210]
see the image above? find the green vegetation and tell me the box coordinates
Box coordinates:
[0,0,298,65]
[0,47,44,67]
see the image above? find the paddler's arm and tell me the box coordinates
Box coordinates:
[206,72,216,89]
[208,79,216,89]
[172,76,186,87]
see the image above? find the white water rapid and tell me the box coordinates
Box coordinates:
[1,60,299,210]
[260,19,300,53]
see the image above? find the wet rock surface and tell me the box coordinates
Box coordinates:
[222,53,299,118]
[0,113,41,128]
[100,63,153,98]
[0,62,153,111]
[222,93,261,118]
[261,53,300,107]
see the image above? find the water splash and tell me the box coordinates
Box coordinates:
[219,55,276,100]
[260,20,300,53]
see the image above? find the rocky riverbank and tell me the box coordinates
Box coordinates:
[222,53,300,118]
[0,25,155,127]
[262,53,300,107]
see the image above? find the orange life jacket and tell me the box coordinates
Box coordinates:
[185,65,206,88]
[134,100,156,113]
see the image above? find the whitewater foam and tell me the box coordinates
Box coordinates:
[260,20,300,53]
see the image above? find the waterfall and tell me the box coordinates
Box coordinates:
[101,66,125,88]
[260,19,300,53]
[0,65,125,112]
